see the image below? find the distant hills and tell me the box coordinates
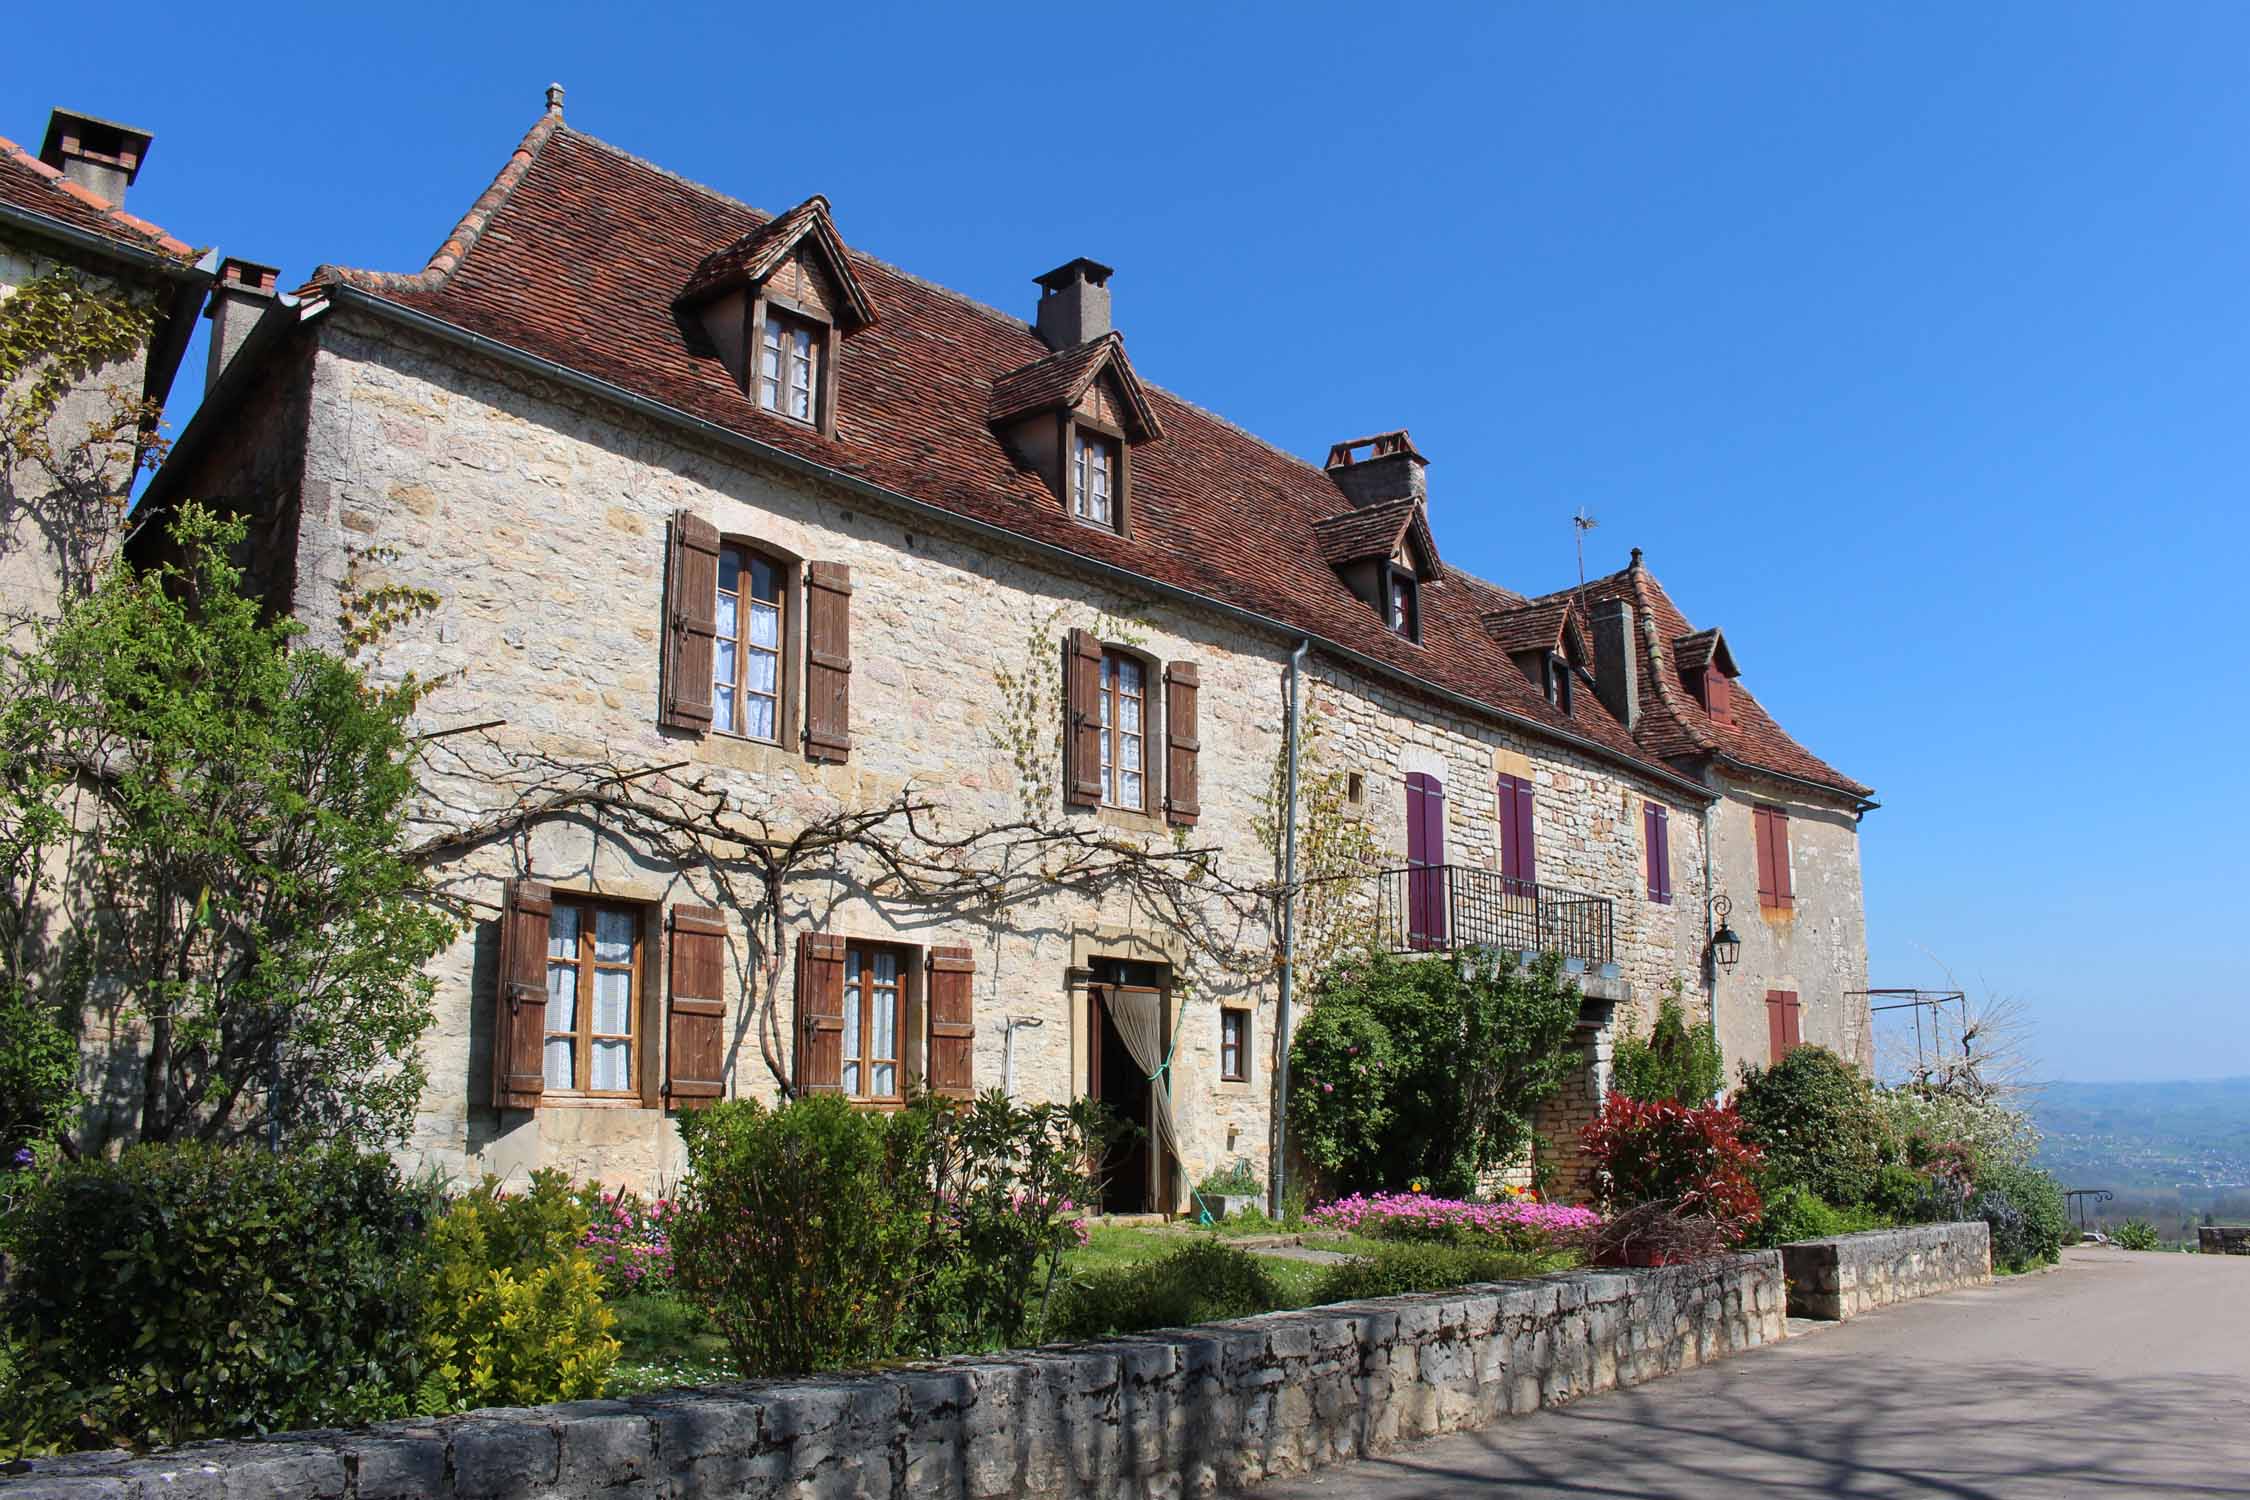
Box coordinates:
[2030,1077,2250,1191]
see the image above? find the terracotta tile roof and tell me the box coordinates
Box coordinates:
[676,193,876,329]
[1481,599,1588,662]
[1309,497,1441,579]
[304,121,1755,797]
[987,332,1162,440]
[1559,559,1873,801]
[0,131,194,260]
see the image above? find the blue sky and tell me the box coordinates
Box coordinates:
[8,2,2242,1081]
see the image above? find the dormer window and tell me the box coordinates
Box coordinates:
[1387,567,1420,642]
[1072,428,1118,527]
[1543,653,1572,713]
[759,310,820,425]
[1673,628,1741,728]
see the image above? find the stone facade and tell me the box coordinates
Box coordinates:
[10,1255,1788,1499]
[1778,1221,1992,1321]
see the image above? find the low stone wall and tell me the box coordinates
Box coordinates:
[2197,1224,2250,1255]
[11,1255,1785,1500]
[1780,1221,1991,1321]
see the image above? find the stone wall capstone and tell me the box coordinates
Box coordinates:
[9,1256,1786,1499]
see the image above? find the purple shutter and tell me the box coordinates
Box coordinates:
[1498,773,1537,886]
[1404,772,1446,948]
[1646,803,1673,904]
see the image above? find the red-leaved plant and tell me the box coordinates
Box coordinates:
[1579,1096,1765,1253]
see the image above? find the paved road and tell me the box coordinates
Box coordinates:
[1247,1247,2250,1498]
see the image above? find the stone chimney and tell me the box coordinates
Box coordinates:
[1033,258,1113,350]
[204,258,281,388]
[1590,597,1640,732]
[1324,430,1428,509]
[39,109,153,208]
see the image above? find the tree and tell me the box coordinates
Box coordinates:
[0,503,455,1149]
[1611,981,1724,1106]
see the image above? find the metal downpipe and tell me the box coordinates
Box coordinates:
[1271,640,1310,1219]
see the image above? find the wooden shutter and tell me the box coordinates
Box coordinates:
[1770,806,1793,908]
[1784,992,1802,1050]
[1645,803,1673,903]
[1766,989,1801,1060]
[493,879,551,1110]
[925,945,977,1099]
[661,511,721,733]
[1162,661,1201,826]
[1754,806,1776,907]
[804,562,853,762]
[1498,773,1537,885]
[665,905,728,1108]
[1063,628,1104,808]
[795,932,847,1093]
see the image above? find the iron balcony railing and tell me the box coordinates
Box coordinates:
[1373,864,1615,966]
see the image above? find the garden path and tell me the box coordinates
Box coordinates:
[1242,1246,2250,1498]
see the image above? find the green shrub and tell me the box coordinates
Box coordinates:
[1196,1159,1262,1198]
[1973,1161,2069,1271]
[415,1172,619,1412]
[1049,1240,1280,1340]
[1746,1185,1893,1248]
[0,987,76,1163]
[1,1144,428,1451]
[1873,1086,2040,1173]
[1288,948,1582,1197]
[2113,1218,2161,1252]
[1733,1046,1890,1207]
[671,1095,927,1376]
[1610,986,1724,1106]
[1307,1240,1557,1302]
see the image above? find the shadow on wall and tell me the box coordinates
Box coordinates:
[1275,1359,2228,1499]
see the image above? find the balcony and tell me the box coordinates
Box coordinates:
[1373,864,1617,975]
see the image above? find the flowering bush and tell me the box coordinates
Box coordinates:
[1307,1191,1599,1250]
[578,1183,675,1298]
[1580,1095,1764,1242]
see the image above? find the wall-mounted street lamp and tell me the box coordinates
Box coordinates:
[1708,893,1742,971]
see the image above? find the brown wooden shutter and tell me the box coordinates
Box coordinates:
[1754,806,1777,908]
[1064,628,1104,808]
[1766,990,1790,1063]
[1784,991,1803,1050]
[1162,661,1201,826]
[1770,806,1794,908]
[493,879,552,1110]
[804,562,853,762]
[925,945,977,1099]
[665,905,728,1108]
[661,511,721,732]
[795,931,847,1094]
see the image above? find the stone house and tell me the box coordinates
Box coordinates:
[130,89,1876,1202]
[1,109,210,622]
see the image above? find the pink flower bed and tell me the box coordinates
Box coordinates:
[1308,1191,1601,1241]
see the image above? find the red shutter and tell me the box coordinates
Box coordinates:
[1162,662,1201,826]
[1707,671,1733,727]
[1784,991,1803,1050]
[795,932,847,1094]
[803,562,853,762]
[925,946,977,1099]
[1766,990,1790,1063]
[665,906,728,1108]
[494,879,551,1110]
[1754,806,1777,908]
[1063,628,1104,808]
[661,511,721,733]
[1770,806,1793,908]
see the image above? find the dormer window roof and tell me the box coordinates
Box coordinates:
[1673,627,1740,725]
[989,332,1162,533]
[676,194,876,437]
[1311,497,1442,580]
[1483,601,1592,713]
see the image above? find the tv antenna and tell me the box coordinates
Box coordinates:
[1572,508,1599,590]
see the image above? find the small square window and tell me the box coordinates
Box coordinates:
[758,310,821,426]
[1219,1007,1250,1082]
[1544,654,1572,713]
[1387,568,1419,642]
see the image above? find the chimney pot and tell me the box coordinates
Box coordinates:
[39,108,154,208]
[1590,598,1640,733]
[204,257,283,390]
[545,82,566,117]
[1324,429,1428,509]
[1033,257,1114,350]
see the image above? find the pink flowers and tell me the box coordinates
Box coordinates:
[1307,1191,1601,1240]
[581,1185,676,1294]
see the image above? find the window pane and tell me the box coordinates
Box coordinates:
[715,591,739,640]
[744,646,778,695]
[544,1035,576,1090]
[742,695,776,742]
[1119,769,1143,807]
[749,600,780,649]
[1121,732,1141,772]
[595,909,634,964]
[714,638,738,690]
[591,1039,630,1092]
[871,1062,896,1097]
[719,548,741,593]
[593,965,632,1033]
[750,555,780,603]
[713,685,737,733]
[874,950,898,985]
[546,962,577,1032]
[762,318,782,353]
[1119,694,1140,734]
[843,1061,861,1095]
[760,377,780,409]
[842,961,863,1092]
[790,384,811,421]
[548,905,580,960]
[1118,657,1142,693]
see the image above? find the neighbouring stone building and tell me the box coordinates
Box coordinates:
[109,88,1874,1202]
